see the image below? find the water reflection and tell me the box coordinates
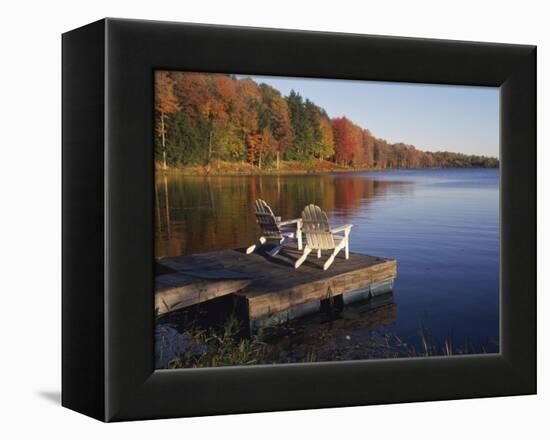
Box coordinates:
[264,299,402,363]
[155,174,413,257]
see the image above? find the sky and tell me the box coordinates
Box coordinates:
[238,74,499,158]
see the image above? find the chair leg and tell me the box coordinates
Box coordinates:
[324,242,346,270]
[323,251,337,271]
[246,236,266,254]
[297,227,303,250]
[295,246,312,269]
[345,238,349,259]
[317,249,321,259]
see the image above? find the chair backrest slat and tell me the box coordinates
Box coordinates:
[254,199,282,240]
[301,204,335,250]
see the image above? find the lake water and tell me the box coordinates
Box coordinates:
[155,168,499,354]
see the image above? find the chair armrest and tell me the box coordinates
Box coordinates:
[278,218,302,227]
[331,224,353,234]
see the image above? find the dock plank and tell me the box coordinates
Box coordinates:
[156,244,397,321]
[155,272,252,316]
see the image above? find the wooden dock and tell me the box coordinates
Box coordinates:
[156,244,397,328]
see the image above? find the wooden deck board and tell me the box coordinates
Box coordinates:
[155,271,252,316]
[156,244,397,321]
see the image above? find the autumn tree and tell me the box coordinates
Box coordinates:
[213,120,243,162]
[332,117,361,165]
[208,75,241,165]
[318,115,335,160]
[236,79,261,164]
[155,71,180,170]
[246,133,262,166]
[350,124,364,165]
[172,72,211,119]
[247,129,278,168]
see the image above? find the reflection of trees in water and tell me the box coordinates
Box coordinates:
[155,174,413,257]
[265,301,402,363]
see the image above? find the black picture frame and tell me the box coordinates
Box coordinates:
[62,18,536,422]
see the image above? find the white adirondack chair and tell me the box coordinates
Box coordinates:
[295,204,353,271]
[246,199,303,257]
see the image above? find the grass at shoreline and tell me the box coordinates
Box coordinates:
[157,159,351,176]
[156,159,498,177]
[158,316,268,369]
[156,312,497,369]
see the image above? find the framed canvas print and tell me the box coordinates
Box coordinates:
[62,18,536,422]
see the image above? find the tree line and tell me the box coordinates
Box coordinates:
[155,71,499,170]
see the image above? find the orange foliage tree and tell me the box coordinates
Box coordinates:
[332,117,362,165]
[154,71,180,169]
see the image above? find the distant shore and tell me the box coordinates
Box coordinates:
[156,160,498,177]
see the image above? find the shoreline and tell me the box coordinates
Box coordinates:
[156,160,499,177]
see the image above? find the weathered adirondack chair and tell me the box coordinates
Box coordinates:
[295,204,353,271]
[246,199,303,257]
